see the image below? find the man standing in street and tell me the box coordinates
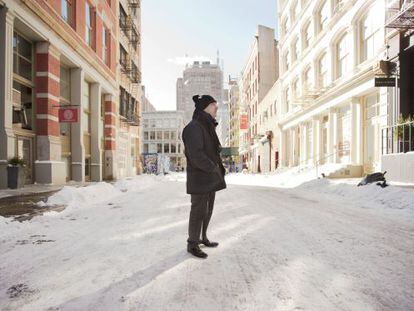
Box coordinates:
[182,95,227,259]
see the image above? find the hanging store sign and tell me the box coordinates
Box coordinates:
[59,107,79,123]
[374,77,397,87]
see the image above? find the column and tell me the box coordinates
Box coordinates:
[329,108,338,163]
[312,117,321,165]
[71,68,85,181]
[0,8,15,189]
[104,94,117,180]
[300,123,307,165]
[90,83,102,181]
[278,126,286,168]
[290,128,296,167]
[350,98,362,165]
[34,42,65,184]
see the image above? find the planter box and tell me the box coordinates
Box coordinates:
[7,166,25,189]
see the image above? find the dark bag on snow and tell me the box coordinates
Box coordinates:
[357,171,387,187]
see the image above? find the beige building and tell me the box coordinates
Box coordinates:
[276,0,387,177]
[118,0,142,177]
[240,25,279,172]
[141,110,186,171]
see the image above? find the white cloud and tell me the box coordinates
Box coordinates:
[167,55,212,66]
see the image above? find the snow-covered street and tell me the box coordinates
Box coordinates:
[1,173,413,310]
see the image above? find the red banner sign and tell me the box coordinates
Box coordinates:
[59,108,78,123]
[240,114,248,130]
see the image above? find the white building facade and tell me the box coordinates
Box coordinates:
[276,0,387,177]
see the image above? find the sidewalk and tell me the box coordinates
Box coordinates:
[0,181,94,199]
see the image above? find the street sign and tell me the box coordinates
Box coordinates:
[375,77,397,87]
[59,107,78,123]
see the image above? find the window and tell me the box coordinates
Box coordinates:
[293,78,300,99]
[156,131,162,140]
[12,32,33,130]
[318,1,329,33]
[85,2,94,47]
[304,67,313,90]
[13,32,32,81]
[303,21,313,49]
[164,131,170,140]
[143,143,149,153]
[292,38,299,62]
[171,143,176,153]
[337,34,350,79]
[120,45,128,69]
[284,51,290,71]
[171,131,176,140]
[157,143,162,153]
[60,66,71,104]
[102,27,109,65]
[318,53,329,88]
[144,131,148,140]
[150,131,155,140]
[61,0,73,25]
[361,4,383,62]
[284,88,291,113]
[164,143,170,153]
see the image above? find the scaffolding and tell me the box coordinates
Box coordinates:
[386,0,414,29]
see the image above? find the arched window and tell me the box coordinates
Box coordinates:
[336,33,350,79]
[317,0,329,33]
[303,21,313,49]
[360,3,383,62]
[318,53,329,88]
[303,66,313,90]
[292,37,299,62]
[284,50,291,72]
[284,87,291,113]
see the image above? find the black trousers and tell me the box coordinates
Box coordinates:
[187,192,216,246]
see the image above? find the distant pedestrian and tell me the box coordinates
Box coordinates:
[182,95,226,259]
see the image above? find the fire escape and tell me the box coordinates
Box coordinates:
[386,0,414,30]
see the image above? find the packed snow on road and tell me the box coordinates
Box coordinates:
[1,168,413,310]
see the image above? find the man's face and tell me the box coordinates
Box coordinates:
[204,102,218,118]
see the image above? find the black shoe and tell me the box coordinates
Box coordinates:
[187,244,208,258]
[199,239,219,247]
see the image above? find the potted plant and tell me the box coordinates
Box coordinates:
[7,156,26,189]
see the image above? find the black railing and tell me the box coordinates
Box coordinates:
[382,121,414,154]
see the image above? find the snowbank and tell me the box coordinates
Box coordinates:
[44,182,122,208]
[297,179,414,211]
[225,163,346,188]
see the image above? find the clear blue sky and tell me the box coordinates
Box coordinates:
[141,0,278,110]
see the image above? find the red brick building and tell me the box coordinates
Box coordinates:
[0,0,142,188]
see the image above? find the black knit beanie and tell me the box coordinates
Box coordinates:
[192,95,216,111]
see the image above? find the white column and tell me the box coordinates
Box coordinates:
[350,98,363,165]
[90,83,102,181]
[328,109,338,163]
[291,128,296,166]
[71,68,85,182]
[0,8,15,189]
[312,117,321,165]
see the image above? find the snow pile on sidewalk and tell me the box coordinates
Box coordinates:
[44,182,122,207]
[225,163,345,188]
[40,174,163,210]
[297,178,414,211]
